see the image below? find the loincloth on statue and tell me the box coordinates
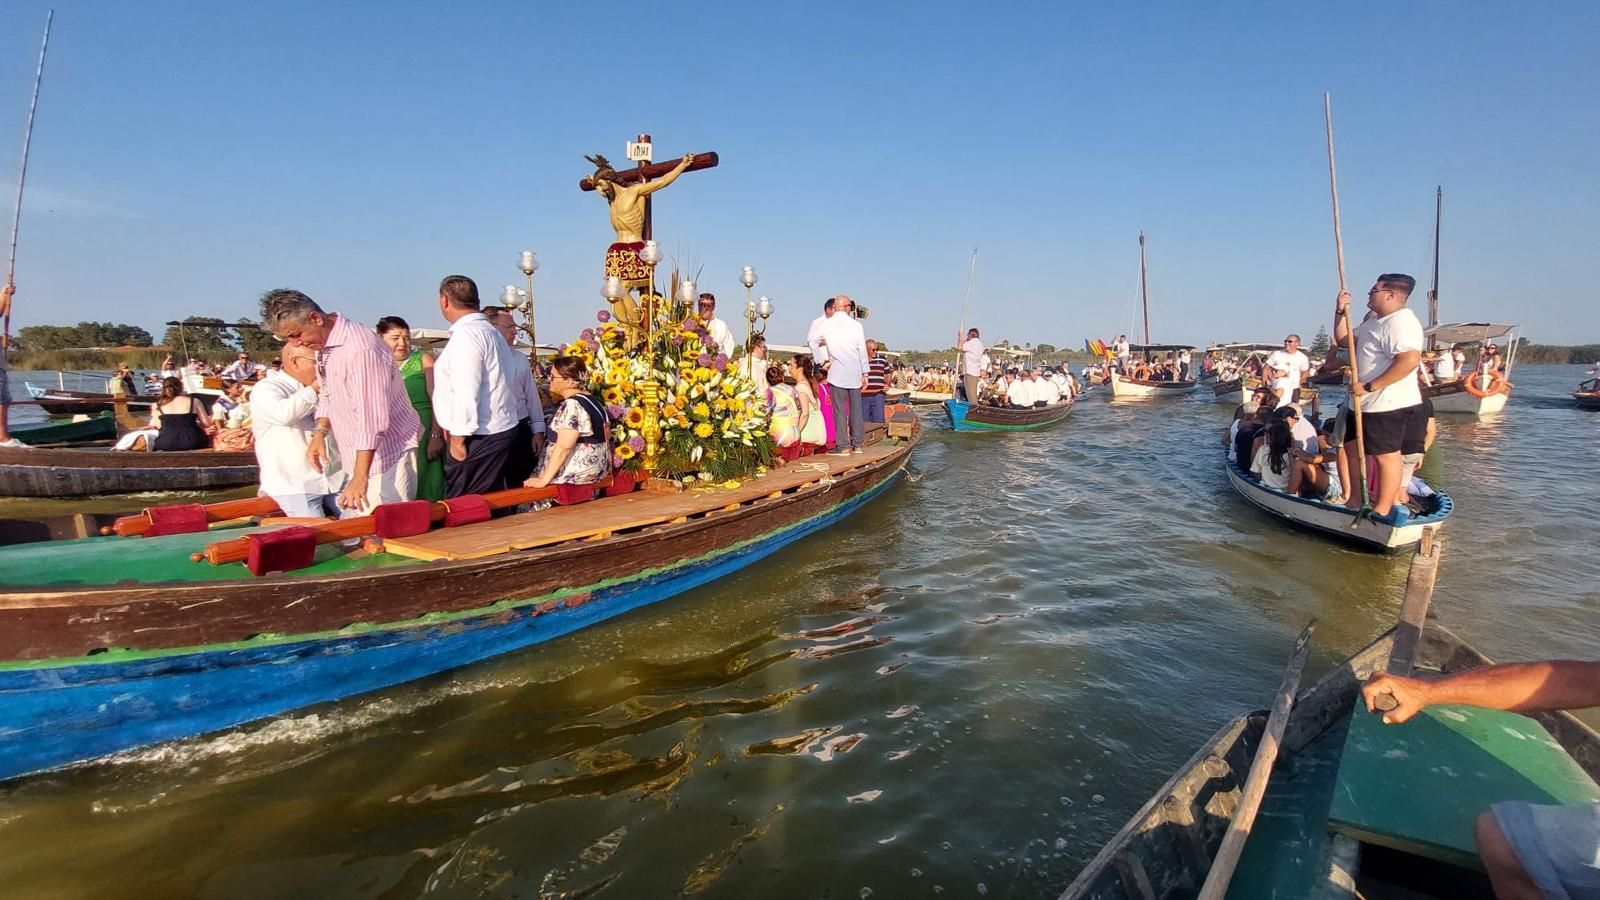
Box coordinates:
[605,242,651,286]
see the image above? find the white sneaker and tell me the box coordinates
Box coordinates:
[0,438,27,449]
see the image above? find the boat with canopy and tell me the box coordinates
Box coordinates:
[1109,234,1198,400]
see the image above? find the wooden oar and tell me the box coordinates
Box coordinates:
[191,483,575,565]
[1372,526,1440,714]
[1325,93,1370,521]
[107,496,284,536]
[1195,619,1316,900]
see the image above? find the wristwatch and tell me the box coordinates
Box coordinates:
[1362,381,1375,393]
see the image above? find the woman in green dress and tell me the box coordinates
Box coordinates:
[377,316,447,501]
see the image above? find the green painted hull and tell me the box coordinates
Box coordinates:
[14,415,116,446]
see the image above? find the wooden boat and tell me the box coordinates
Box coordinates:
[23,384,153,417]
[0,419,920,781]
[1413,194,1517,417]
[909,389,954,405]
[0,444,258,497]
[1061,534,1600,900]
[13,413,116,446]
[943,397,1073,432]
[1109,237,1196,399]
[1224,453,1451,552]
[1575,378,1600,411]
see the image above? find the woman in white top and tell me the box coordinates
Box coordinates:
[1250,420,1297,492]
[788,355,826,451]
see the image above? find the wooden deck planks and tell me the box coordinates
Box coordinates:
[383,445,900,561]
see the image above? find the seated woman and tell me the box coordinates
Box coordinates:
[789,356,827,455]
[1249,420,1297,492]
[768,364,803,462]
[523,356,611,505]
[150,376,215,451]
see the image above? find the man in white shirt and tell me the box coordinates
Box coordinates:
[958,328,985,403]
[1264,335,1311,409]
[807,297,835,366]
[251,348,343,517]
[816,295,869,454]
[1434,344,1458,381]
[1114,335,1131,371]
[483,306,548,483]
[1036,369,1062,404]
[697,293,736,358]
[1334,273,1426,522]
[737,334,771,393]
[1005,373,1034,407]
[1178,348,1193,381]
[432,275,530,497]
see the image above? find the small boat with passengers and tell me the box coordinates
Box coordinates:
[1420,322,1518,417]
[1108,235,1198,400]
[943,396,1073,432]
[0,415,921,782]
[1061,533,1600,900]
[1223,453,1451,553]
[1574,376,1600,411]
[0,442,260,497]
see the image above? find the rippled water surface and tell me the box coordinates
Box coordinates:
[2,366,1596,899]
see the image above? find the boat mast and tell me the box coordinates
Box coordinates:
[5,11,53,360]
[1427,186,1442,347]
[1138,232,1151,346]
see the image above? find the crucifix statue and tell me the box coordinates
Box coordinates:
[581,137,718,344]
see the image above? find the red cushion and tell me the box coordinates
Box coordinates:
[442,494,492,528]
[604,471,637,497]
[555,483,599,506]
[143,503,209,537]
[246,526,317,576]
[374,500,433,538]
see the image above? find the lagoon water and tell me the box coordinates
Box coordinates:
[1,365,1596,898]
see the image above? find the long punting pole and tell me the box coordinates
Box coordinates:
[953,245,978,390]
[1325,93,1368,510]
[1138,232,1151,346]
[5,11,54,360]
[1196,620,1316,900]
[1426,186,1442,346]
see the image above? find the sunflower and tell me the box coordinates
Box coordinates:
[617,444,636,460]
[694,422,715,439]
[624,408,645,428]
[602,387,622,404]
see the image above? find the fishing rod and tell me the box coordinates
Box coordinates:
[5,10,54,359]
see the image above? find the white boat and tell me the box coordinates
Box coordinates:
[1109,369,1198,399]
[1223,454,1452,552]
[1421,323,1517,416]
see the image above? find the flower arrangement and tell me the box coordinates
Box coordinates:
[563,306,776,481]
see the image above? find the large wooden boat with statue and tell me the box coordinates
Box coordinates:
[0,135,925,782]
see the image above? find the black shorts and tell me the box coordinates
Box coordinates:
[1343,405,1417,455]
[1402,396,1433,455]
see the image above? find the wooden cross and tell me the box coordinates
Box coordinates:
[578,134,719,241]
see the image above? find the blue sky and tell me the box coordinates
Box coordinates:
[1,1,1595,352]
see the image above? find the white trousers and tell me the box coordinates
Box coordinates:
[340,453,418,518]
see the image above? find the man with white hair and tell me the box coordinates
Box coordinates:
[250,347,343,517]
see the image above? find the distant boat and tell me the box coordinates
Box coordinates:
[0,444,258,497]
[13,414,116,446]
[1575,377,1600,411]
[1110,234,1197,400]
[1421,322,1518,416]
[24,384,152,417]
[943,397,1073,432]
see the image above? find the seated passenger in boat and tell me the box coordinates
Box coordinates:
[523,356,611,504]
[1249,420,1296,491]
[1035,369,1062,405]
[1004,371,1035,408]
[1229,401,1273,469]
[1361,660,1600,900]
[150,377,216,452]
[788,356,827,454]
[767,364,803,462]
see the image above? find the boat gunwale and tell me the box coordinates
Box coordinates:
[1222,455,1451,552]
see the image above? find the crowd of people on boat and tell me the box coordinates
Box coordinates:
[1223,274,1440,525]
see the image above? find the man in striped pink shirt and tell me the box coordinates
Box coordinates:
[260,289,421,514]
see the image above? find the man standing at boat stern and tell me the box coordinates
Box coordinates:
[1265,335,1311,409]
[260,289,421,514]
[0,284,16,447]
[431,275,530,497]
[818,295,869,454]
[1334,275,1424,522]
[959,328,985,403]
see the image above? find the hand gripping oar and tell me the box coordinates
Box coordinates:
[1196,620,1317,900]
[1368,528,1441,715]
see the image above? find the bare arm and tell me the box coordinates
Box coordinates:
[637,153,695,197]
[1363,661,1600,724]
[1353,350,1422,396]
[526,428,578,488]
[1333,291,1353,344]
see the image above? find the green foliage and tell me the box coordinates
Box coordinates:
[162,316,236,359]
[1512,341,1600,365]
[1309,325,1331,356]
[234,318,283,359]
[16,321,153,351]
[7,347,171,370]
[1034,343,1057,355]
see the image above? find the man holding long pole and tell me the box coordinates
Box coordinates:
[1333,274,1425,523]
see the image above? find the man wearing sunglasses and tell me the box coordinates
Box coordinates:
[1264,334,1310,409]
[1333,274,1425,523]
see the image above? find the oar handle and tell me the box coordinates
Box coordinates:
[1373,691,1398,713]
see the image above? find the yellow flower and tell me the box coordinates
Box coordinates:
[602,387,622,404]
[692,401,711,420]
[694,422,714,439]
[617,444,636,460]
[677,415,690,428]
[662,404,679,418]
[694,367,713,382]
[624,408,645,428]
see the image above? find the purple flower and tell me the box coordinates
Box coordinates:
[670,335,684,347]
[584,338,600,352]
[580,328,596,341]
[597,310,612,323]
[697,353,712,367]
[712,353,730,370]
[607,403,627,420]
[628,435,646,452]
[612,451,625,467]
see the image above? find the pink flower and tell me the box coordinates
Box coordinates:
[628,435,646,452]
[580,328,596,341]
[597,310,612,323]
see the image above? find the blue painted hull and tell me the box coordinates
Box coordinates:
[943,399,1074,432]
[0,469,904,781]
